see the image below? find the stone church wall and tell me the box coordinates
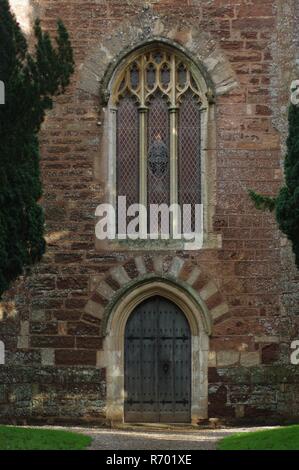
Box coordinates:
[0,0,299,425]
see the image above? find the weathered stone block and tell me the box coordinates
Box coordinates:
[240,352,260,367]
[17,336,29,350]
[217,351,240,367]
[41,349,55,366]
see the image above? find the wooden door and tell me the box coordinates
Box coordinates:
[124,296,191,423]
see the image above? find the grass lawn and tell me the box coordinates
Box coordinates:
[217,425,299,450]
[0,425,92,450]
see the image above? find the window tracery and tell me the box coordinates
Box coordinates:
[111,46,207,237]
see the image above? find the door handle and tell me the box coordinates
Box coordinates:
[162,361,170,374]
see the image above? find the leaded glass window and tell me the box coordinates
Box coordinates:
[178,91,202,231]
[117,96,139,209]
[112,46,206,236]
[147,93,170,207]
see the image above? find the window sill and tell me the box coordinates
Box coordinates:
[95,234,222,252]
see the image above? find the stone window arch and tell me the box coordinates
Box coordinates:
[103,42,216,249]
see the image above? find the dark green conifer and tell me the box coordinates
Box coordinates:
[0,0,74,298]
[249,104,299,268]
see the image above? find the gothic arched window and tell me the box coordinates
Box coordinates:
[109,45,210,242]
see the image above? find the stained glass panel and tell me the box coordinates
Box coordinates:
[130,62,139,89]
[161,63,170,89]
[115,48,205,240]
[153,51,163,64]
[147,93,170,218]
[146,63,156,89]
[177,63,187,88]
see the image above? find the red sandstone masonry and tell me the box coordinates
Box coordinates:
[1,0,295,424]
[55,349,97,366]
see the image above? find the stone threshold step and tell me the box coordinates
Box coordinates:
[112,423,202,431]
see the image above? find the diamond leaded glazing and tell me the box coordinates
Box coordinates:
[178,90,201,231]
[117,96,139,207]
[147,94,170,207]
[114,46,205,237]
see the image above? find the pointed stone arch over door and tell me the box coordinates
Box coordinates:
[84,255,230,425]
[124,295,191,423]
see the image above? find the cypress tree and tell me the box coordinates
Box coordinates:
[276,105,299,267]
[0,0,74,298]
[249,103,299,269]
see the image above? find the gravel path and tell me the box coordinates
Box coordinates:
[59,425,275,450]
[19,424,276,450]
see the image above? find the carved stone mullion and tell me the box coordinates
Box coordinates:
[169,106,179,237]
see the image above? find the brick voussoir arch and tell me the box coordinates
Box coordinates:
[84,255,229,334]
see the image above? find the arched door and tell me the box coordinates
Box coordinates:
[124,295,191,423]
